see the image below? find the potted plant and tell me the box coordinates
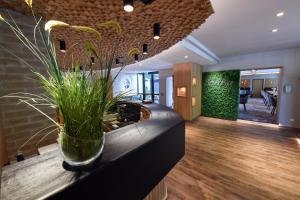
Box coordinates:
[0,0,133,167]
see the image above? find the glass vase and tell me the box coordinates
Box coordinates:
[59,131,105,167]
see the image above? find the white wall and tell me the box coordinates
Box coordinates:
[159,69,173,106]
[241,73,280,90]
[203,47,300,128]
[112,72,138,96]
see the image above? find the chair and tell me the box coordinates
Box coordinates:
[261,90,271,109]
[270,96,277,116]
[240,94,249,111]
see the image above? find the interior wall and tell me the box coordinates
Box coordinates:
[0,11,56,161]
[241,74,280,90]
[191,63,202,119]
[203,48,300,128]
[173,63,202,121]
[202,70,240,120]
[159,69,173,106]
[112,72,138,97]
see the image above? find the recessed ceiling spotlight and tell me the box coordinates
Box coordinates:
[184,55,188,59]
[124,0,134,12]
[276,12,284,17]
[272,28,278,33]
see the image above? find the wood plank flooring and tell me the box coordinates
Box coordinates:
[167,117,300,200]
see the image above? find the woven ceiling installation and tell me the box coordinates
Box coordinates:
[0,0,213,68]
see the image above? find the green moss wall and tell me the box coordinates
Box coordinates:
[202,70,240,120]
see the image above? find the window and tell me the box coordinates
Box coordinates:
[137,72,159,103]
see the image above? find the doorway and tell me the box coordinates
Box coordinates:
[252,79,264,97]
[239,68,282,124]
[166,76,173,108]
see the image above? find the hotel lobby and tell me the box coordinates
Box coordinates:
[1,0,300,200]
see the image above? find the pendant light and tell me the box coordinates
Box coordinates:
[59,40,66,52]
[124,0,134,12]
[153,23,160,40]
[143,44,148,54]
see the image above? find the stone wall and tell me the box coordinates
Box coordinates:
[0,10,57,161]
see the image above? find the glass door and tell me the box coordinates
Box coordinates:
[137,72,159,103]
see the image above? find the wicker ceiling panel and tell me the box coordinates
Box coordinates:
[0,0,213,68]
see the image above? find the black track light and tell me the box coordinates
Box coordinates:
[143,44,148,54]
[116,58,120,65]
[124,0,134,12]
[59,40,66,52]
[134,54,139,62]
[153,23,160,40]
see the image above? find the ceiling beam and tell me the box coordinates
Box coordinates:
[180,35,220,64]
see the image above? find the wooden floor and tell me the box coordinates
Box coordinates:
[167,117,300,200]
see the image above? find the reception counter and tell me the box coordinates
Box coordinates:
[0,103,185,200]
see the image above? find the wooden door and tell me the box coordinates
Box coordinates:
[252,79,264,97]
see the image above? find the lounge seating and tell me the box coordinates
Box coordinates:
[240,94,249,111]
[261,90,277,116]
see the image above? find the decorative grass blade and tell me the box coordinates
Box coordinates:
[84,41,100,59]
[45,20,69,32]
[101,20,122,34]
[24,0,33,8]
[128,48,141,57]
[71,26,101,39]
[18,125,57,151]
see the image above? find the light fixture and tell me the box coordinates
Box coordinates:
[184,55,188,59]
[153,23,160,40]
[276,12,284,17]
[124,0,134,12]
[192,77,197,86]
[272,28,278,33]
[116,58,120,65]
[134,54,139,62]
[177,87,186,97]
[192,97,196,107]
[143,44,148,54]
[59,40,66,52]
[91,57,95,64]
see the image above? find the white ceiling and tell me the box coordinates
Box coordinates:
[122,42,215,73]
[124,0,300,72]
[192,0,300,58]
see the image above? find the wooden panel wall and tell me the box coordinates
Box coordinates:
[0,113,8,167]
[173,63,202,121]
[173,63,191,120]
[191,63,202,120]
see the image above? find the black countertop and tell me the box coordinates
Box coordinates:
[0,103,185,200]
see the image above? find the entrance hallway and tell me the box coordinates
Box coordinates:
[167,117,300,200]
[239,98,276,124]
